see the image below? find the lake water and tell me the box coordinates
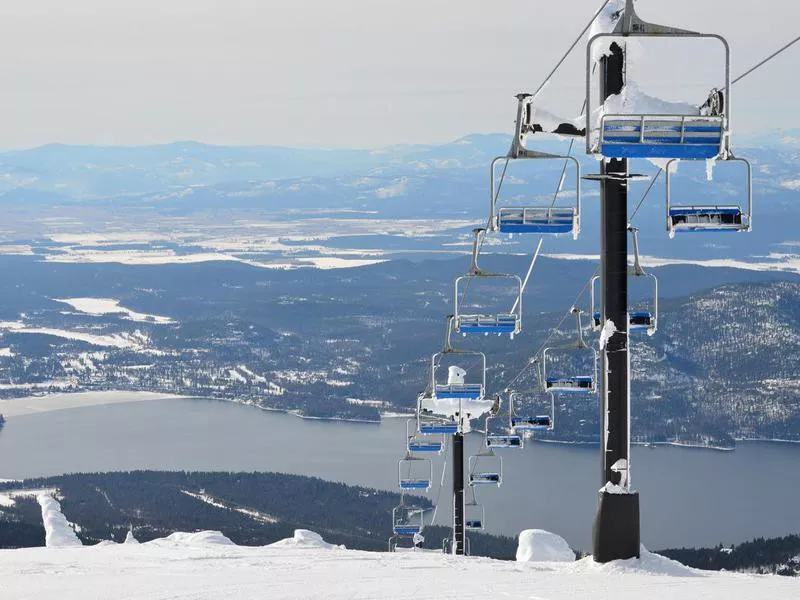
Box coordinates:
[1,396,798,552]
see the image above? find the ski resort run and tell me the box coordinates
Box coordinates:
[1,526,797,600]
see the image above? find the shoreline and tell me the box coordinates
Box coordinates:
[2,390,799,449]
[0,390,191,418]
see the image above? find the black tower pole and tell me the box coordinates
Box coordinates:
[452,431,465,555]
[592,41,641,563]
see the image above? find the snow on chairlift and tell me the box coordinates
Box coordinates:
[392,501,425,536]
[509,386,555,432]
[489,94,581,239]
[590,228,658,335]
[398,452,432,491]
[468,448,502,487]
[417,391,460,435]
[586,0,731,162]
[665,156,752,235]
[465,487,485,530]
[485,412,522,449]
[407,418,443,453]
[453,228,522,338]
[542,308,597,394]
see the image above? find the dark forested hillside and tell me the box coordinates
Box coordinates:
[0,471,516,559]
[661,534,800,576]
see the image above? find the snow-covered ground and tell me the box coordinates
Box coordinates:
[0,320,150,349]
[0,528,796,600]
[53,297,175,324]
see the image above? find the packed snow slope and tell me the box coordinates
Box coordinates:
[1,530,797,600]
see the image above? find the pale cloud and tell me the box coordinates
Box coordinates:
[0,0,798,148]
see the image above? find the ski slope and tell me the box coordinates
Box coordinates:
[1,529,796,600]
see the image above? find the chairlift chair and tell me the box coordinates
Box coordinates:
[489,94,582,239]
[542,308,598,394]
[509,389,555,432]
[586,0,732,162]
[407,419,443,453]
[431,318,487,402]
[398,452,432,491]
[485,413,523,449]
[465,487,485,530]
[454,228,522,338]
[665,157,752,235]
[392,502,425,536]
[590,228,658,335]
[468,448,502,487]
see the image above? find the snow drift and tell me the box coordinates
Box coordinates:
[37,494,82,548]
[516,529,576,563]
[267,529,342,550]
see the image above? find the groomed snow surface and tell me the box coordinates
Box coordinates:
[1,527,797,599]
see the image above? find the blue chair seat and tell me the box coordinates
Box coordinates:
[408,441,443,453]
[511,416,552,430]
[601,116,724,160]
[486,435,522,448]
[435,384,483,400]
[497,207,577,235]
[457,314,519,334]
[629,311,654,331]
[394,526,421,535]
[419,423,458,435]
[470,473,501,485]
[400,479,430,490]
[465,520,483,529]
[546,376,594,393]
[669,205,745,231]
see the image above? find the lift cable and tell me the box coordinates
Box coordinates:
[498,266,599,394]
[530,0,612,101]
[466,0,611,315]
[732,35,800,85]
[625,36,800,225]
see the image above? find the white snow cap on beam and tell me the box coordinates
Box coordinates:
[516,529,576,563]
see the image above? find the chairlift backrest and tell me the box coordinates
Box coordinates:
[586,0,732,160]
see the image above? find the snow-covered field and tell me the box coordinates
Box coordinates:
[0,319,150,349]
[53,298,175,324]
[1,528,796,600]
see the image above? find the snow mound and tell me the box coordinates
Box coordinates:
[267,529,342,550]
[516,529,575,563]
[124,529,140,545]
[37,494,82,548]
[147,531,235,547]
[572,545,698,577]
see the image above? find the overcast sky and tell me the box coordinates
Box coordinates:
[1,0,797,149]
